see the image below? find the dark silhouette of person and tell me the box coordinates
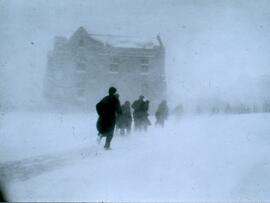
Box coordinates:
[114,94,121,134]
[96,87,122,149]
[0,181,7,202]
[174,104,183,117]
[141,100,151,131]
[0,188,6,202]
[118,101,132,135]
[131,96,145,131]
[155,100,169,127]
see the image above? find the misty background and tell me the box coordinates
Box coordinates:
[1,1,270,201]
[1,0,270,111]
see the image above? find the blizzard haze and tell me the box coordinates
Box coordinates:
[1,0,270,109]
[1,0,270,202]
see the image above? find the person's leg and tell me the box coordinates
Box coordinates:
[157,118,162,126]
[143,125,147,131]
[104,130,114,149]
[120,128,124,135]
[137,118,142,131]
[161,119,165,127]
[134,119,139,131]
[127,123,131,134]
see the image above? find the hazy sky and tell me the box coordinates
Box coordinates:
[1,0,270,107]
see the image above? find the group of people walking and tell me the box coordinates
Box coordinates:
[131,96,151,132]
[96,87,169,150]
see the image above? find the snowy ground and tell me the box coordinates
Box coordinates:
[0,112,270,201]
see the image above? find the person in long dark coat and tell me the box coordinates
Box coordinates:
[131,96,145,131]
[155,100,169,127]
[118,101,132,135]
[0,181,7,202]
[96,87,122,149]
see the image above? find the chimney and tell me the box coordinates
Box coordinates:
[157,34,164,47]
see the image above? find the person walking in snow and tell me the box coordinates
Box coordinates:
[141,100,151,131]
[114,94,121,135]
[118,101,132,135]
[155,100,169,127]
[131,96,145,131]
[96,87,122,150]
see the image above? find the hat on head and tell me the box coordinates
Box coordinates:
[108,86,117,95]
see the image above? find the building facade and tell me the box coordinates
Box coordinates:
[44,27,166,111]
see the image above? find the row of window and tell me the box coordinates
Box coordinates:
[111,57,149,64]
[76,84,149,98]
[76,56,149,63]
[109,64,149,73]
[77,62,87,72]
[75,56,150,71]
[75,62,150,73]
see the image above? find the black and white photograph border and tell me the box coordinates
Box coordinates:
[0,0,270,201]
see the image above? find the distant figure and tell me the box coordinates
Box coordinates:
[225,103,231,114]
[141,100,151,131]
[155,100,169,127]
[114,94,121,134]
[118,101,132,135]
[174,104,183,117]
[196,105,203,114]
[131,96,145,131]
[96,87,122,150]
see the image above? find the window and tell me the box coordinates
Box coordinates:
[112,57,120,64]
[140,57,149,74]
[140,57,149,65]
[78,56,87,63]
[109,56,120,73]
[79,39,84,47]
[141,65,149,73]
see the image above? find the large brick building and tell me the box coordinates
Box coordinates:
[44,27,166,111]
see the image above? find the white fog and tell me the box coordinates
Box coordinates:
[0,0,270,201]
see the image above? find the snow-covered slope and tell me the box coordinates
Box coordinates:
[1,112,270,201]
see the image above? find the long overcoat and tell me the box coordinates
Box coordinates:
[96,94,122,134]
